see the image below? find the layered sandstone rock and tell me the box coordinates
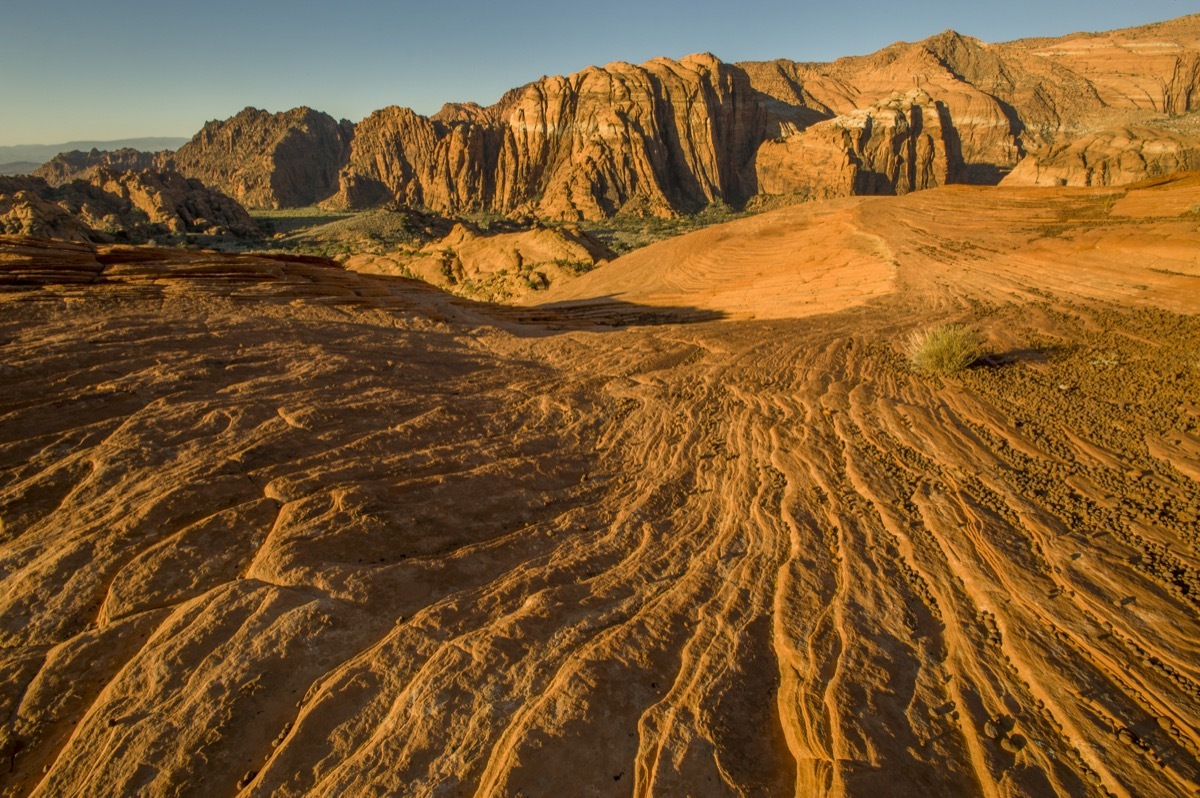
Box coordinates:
[1002,16,1200,118]
[328,54,772,220]
[35,148,173,187]
[326,106,452,210]
[0,169,260,241]
[166,15,1200,215]
[756,90,965,199]
[171,107,354,208]
[1002,123,1200,186]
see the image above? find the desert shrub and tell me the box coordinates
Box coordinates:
[906,324,982,373]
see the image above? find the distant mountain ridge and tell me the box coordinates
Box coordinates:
[0,138,189,168]
[34,148,174,186]
[0,162,42,176]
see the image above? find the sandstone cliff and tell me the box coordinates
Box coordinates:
[327,54,774,220]
[35,148,173,187]
[171,15,1200,215]
[756,90,966,199]
[1002,121,1200,186]
[0,169,260,242]
[171,107,354,208]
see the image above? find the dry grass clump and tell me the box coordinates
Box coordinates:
[906,324,982,373]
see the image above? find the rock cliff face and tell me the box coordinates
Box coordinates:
[0,189,94,242]
[171,107,354,208]
[756,90,966,198]
[171,15,1200,215]
[1002,122,1200,186]
[328,54,773,220]
[35,148,173,187]
[0,169,260,241]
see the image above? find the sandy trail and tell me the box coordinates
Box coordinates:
[0,178,1198,797]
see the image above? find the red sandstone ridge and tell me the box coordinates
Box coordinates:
[162,15,1200,217]
[325,54,774,220]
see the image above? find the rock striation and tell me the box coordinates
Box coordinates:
[0,169,260,242]
[171,107,354,208]
[2,177,1200,794]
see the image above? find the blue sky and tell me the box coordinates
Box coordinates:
[0,0,1193,146]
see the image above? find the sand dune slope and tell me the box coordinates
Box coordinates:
[0,179,1198,797]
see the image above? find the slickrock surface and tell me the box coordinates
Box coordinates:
[0,169,260,242]
[1,177,1198,797]
[537,174,1200,320]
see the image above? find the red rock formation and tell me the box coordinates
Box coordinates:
[1002,122,1200,186]
[0,190,94,242]
[756,90,966,199]
[34,148,173,187]
[0,169,260,241]
[171,107,353,208]
[329,54,771,220]
[171,15,1200,215]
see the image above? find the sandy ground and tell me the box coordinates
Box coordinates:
[0,177,1198,797]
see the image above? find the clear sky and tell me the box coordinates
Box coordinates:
[0,0,1193,146]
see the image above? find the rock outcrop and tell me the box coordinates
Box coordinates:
[344,222,615,301]
[1002,120,1200,186]
[35,148,173,186]
[756,90,966,199]
[0,189,95,242]
[0,169,260,242]
[171,107,354,208]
